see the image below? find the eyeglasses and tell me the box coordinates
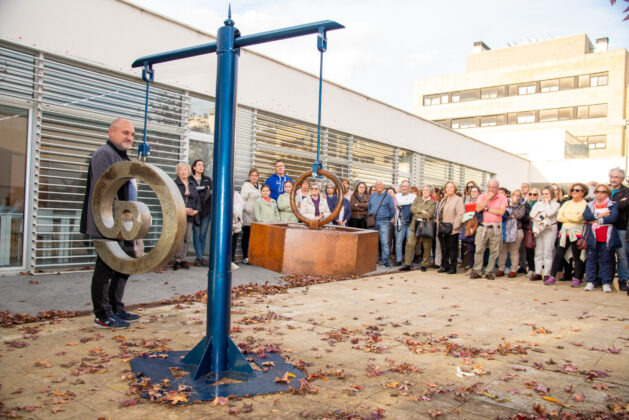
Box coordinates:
[595,190,608,194]
[552,187,558,190]
[529,193,538,196]
[571,189,583,193]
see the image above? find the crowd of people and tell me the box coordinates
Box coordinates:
[173,157,629,296]
[81,119,628,330]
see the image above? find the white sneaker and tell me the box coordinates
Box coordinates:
[584,282,595,291]
[231,262,239,270]
[602,284,612,293]
[243,258,249,265]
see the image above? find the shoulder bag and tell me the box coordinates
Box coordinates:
[523,220,536,249]
[437,199,453,236]
[365,193,386,228]
[576,225,589,250]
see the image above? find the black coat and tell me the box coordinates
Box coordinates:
[611,184,629,230]
[189,174,212,218]
[175,177,201,223]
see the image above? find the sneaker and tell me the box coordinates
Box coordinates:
[231,262,239,270]
[94,317,129,329]
[570,278,581,288]
[602,284,612,293]
[544,276,555,285]
[469,272,481,279]
[243,258,249,265]
[584,282,595,291]
[399,265,411,271]
[194,258,203,267]
[115,309,140,322]
[180,260,190,270]
[383,262,391,269]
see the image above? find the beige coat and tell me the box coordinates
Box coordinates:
[301,195,330,220]
[241,181,260,226]
[436,194,466,235]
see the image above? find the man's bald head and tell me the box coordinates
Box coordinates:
[109,118,134,151]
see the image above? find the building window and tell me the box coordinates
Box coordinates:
[516,111,536,124]
[588,103,607,118]
[480,86,505,99]
[559,77,575,90]
[577,135,607,150]
[558,107,573,120]
[578,75,590,88]
[451,89,479,103]
[451,117,478,129]
[539,108,558,122]
[480,115,504,127]
[540,79,559,92]
[590,72,608,87]
[517,83,536,95]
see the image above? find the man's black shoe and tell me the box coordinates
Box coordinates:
[619,281,627,292]
[172,261,180,271]
[448,268,456,274]
[517,267,527,274]
[437,267,448,273]
[394,261,402,267]
[420,266,427,272]
[115,309,140,322]
[399,265,411,271]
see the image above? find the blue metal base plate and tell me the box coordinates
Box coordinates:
[130,350,306,401]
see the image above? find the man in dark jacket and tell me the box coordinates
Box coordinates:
[80,118,140,328]
[368,180,395,268]
[609,167,629,291]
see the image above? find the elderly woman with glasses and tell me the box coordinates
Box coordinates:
[583,184,621,293]
[530,186,561,281]
[545,183,588,286]
[302,182,331,221]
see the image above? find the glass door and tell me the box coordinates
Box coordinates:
[0,105,29,269]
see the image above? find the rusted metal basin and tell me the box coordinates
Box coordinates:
[249,223,378,276]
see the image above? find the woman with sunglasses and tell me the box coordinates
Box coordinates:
[463,181,478,204]
[545,183,588,286]
[302,182,331,221]
[583,184,621,293]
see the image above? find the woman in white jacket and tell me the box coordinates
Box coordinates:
[240,168,261,264]
[301,182,330,221]
[530,186,561,281]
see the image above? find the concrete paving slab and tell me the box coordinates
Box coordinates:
[1,270,628,419]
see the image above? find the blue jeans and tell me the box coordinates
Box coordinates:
[615,229,628,280]
[586,242,613,285]
[192,214,211,260]
[374,220,390,263]
[394,223,410,262]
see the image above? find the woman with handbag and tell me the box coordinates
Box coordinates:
[173,162,200,270]
[530,187,561,281]
[545,183,588,286]
[583,184,621,293]
[400,185,436,272]
[349,182,369,228]
[496,189,526,277]
[461,185,481,270]
[241,168,261,264]
[436,181,466,274]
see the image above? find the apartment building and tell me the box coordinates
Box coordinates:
[414,34,628,183]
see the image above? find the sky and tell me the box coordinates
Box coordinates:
[129,0,629,113]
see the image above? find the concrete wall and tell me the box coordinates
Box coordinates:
[0,0,529,185]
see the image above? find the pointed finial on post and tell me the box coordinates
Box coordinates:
[224,4,234,26]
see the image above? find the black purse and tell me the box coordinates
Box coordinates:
[436,198,453,236]
[415,218,435,238]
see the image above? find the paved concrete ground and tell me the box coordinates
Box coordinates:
[0,264,391,315]
[1,269,628,419]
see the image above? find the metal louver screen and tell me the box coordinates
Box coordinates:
[464,167,487,191]
[0,46,35,100]
[351,137,395,187]
[423,156,450,188]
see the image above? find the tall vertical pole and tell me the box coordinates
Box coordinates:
[207,14,239,376]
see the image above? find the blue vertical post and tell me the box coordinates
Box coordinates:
[206,14,239,376]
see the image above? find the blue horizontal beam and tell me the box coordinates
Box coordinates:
[131,20,343,68]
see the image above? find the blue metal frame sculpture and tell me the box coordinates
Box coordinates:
[129,11,343,399]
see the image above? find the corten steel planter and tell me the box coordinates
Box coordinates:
[249,223,378,276]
